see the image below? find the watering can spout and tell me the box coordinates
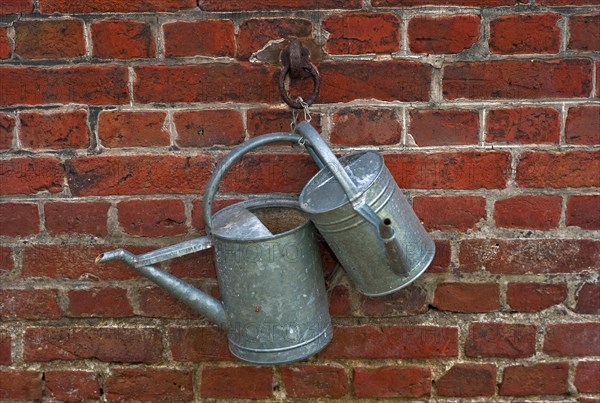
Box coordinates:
[96,247,228,329]
[378,219,410,277]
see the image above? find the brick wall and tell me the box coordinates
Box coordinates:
[0,0,599,401]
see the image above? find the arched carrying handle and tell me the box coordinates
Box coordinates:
[203,132,303,231]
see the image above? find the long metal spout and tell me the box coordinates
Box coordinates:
[379,219,410,277]
[96,249,228,329]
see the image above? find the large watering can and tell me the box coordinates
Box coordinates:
[97,133,332,365]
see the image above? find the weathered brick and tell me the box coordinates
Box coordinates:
[373,0,514,5]
[0,66,129,106]
[44,201,109,236]
[117,199,187,237]
[487,107,560,144]
[576,283,600,314]
[466,323,537,358]
[569,13,600,52]
[24,327,163,362]
[247,108,322,137]
[0,114,15,149]
[91,19,154,59]
[433,283,500,313]
[494,195,562,230]
[409,15,480,54]
[199,0,360,11]
[544,323,600,356]
[201,366,273,399]
[436,364,496,397]
[105,369,194,402]
[565,105,600,144]
[459,239,600,274]
[237,18,312,59]
[174,109,244,147]
[0,246,13,274]
[413,196,486,231]
[385,151,510,189]
[0,371,42,401]
[1,0,33,14]
[139,286,198,319]
[354,366,431,398]
[20,110,90,149]
[0,27,10,59]
[0,289,61,320]
[538,0,599,4]
[0,202,39,236]
[516,150,600,188]
[409,109,478,146]
[0,157,63,195]
[166,238,217,278]
[39,0,197,13]
[320,326,458,359]
[15,19,85,59]
[98,111,169,148]
[45,371,100,403]
[169,326,231,361]
[427,240,451,273]
[443,59,592,100]
[323,12,400,54]
[281,365,348,398]
[65,155,213,196]
[575,361,600,393]
[67,287,133,318]
[490,14,561,54]
[0,333,11,365]
[164,20,235,57]
[331,108,401,145]
[500,363,569,396]
[359,285,428,317]
[507,282,567,312]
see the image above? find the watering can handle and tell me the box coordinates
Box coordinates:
[203,132,304,231]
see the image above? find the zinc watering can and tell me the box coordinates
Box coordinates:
[97,133,332,365]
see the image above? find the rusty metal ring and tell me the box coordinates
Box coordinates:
[278,62,320,109]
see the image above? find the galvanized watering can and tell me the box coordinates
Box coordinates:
[97,133,332,365]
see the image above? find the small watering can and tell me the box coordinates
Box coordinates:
[97,133,332,365]
[295,121,435,296]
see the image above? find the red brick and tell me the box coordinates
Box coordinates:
[385,151,510,189]
[321,325,458,359]
[118,199,187,237]
[0,157,63,195]
[39,0,197,13]
[507,282,567,312]
[409,109,478,146]
[566,105,600,144]
[443,59,592,100]
[0,27,10,59]
[20,110,90,149]
[0,246,13,274]
[320,60,430,103]
[487,107,560,144]
[413,196,486,231]
[173,110,244,147]
[65,155,212,196]
[576,283,600,314]
[567,195,600,230]
[0,371,42,401]
[44,201,109,236]
[466,323,536,358]
[167,242,217,279]
[331,108,401,145]
[494,195,561,230]
[68,287,133,318]
[0,202,39,236]
[105,368,193,402]
[164,20,235,57]
[0,289,61,320]
[45,371,100,403]
[323,12,400,54]
[427,240,451,273]
[169,326,232,361]
[0,333,11,364]
[437,364,496,397]
[538,0,600,4]
[139,286,198,318]
[354,366,431,398]
[98,111,169,147]
[247,108,322,137]
[544,323,600,356]
[409,15,480,54]
[433,283,500,313]
[133,63,279,104]
[500,363,569,396]
[238,18,312,59]
[199,0,360,11]
[0,66,129,106]
[373,0,514,5]
[575,361,600,393]
[460,239,600,274]
[0,113,15,149]
[1,0,33,14]
[516,150,600,188]
[15,19,85,59]
[569,13,600,52]
[281,365,348,398]
[359,285,427,317]
[597,61,600,97]
[91,20,154,59]
[490,13,561,54]
[24,327,163,362]
[201,366,273,399]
